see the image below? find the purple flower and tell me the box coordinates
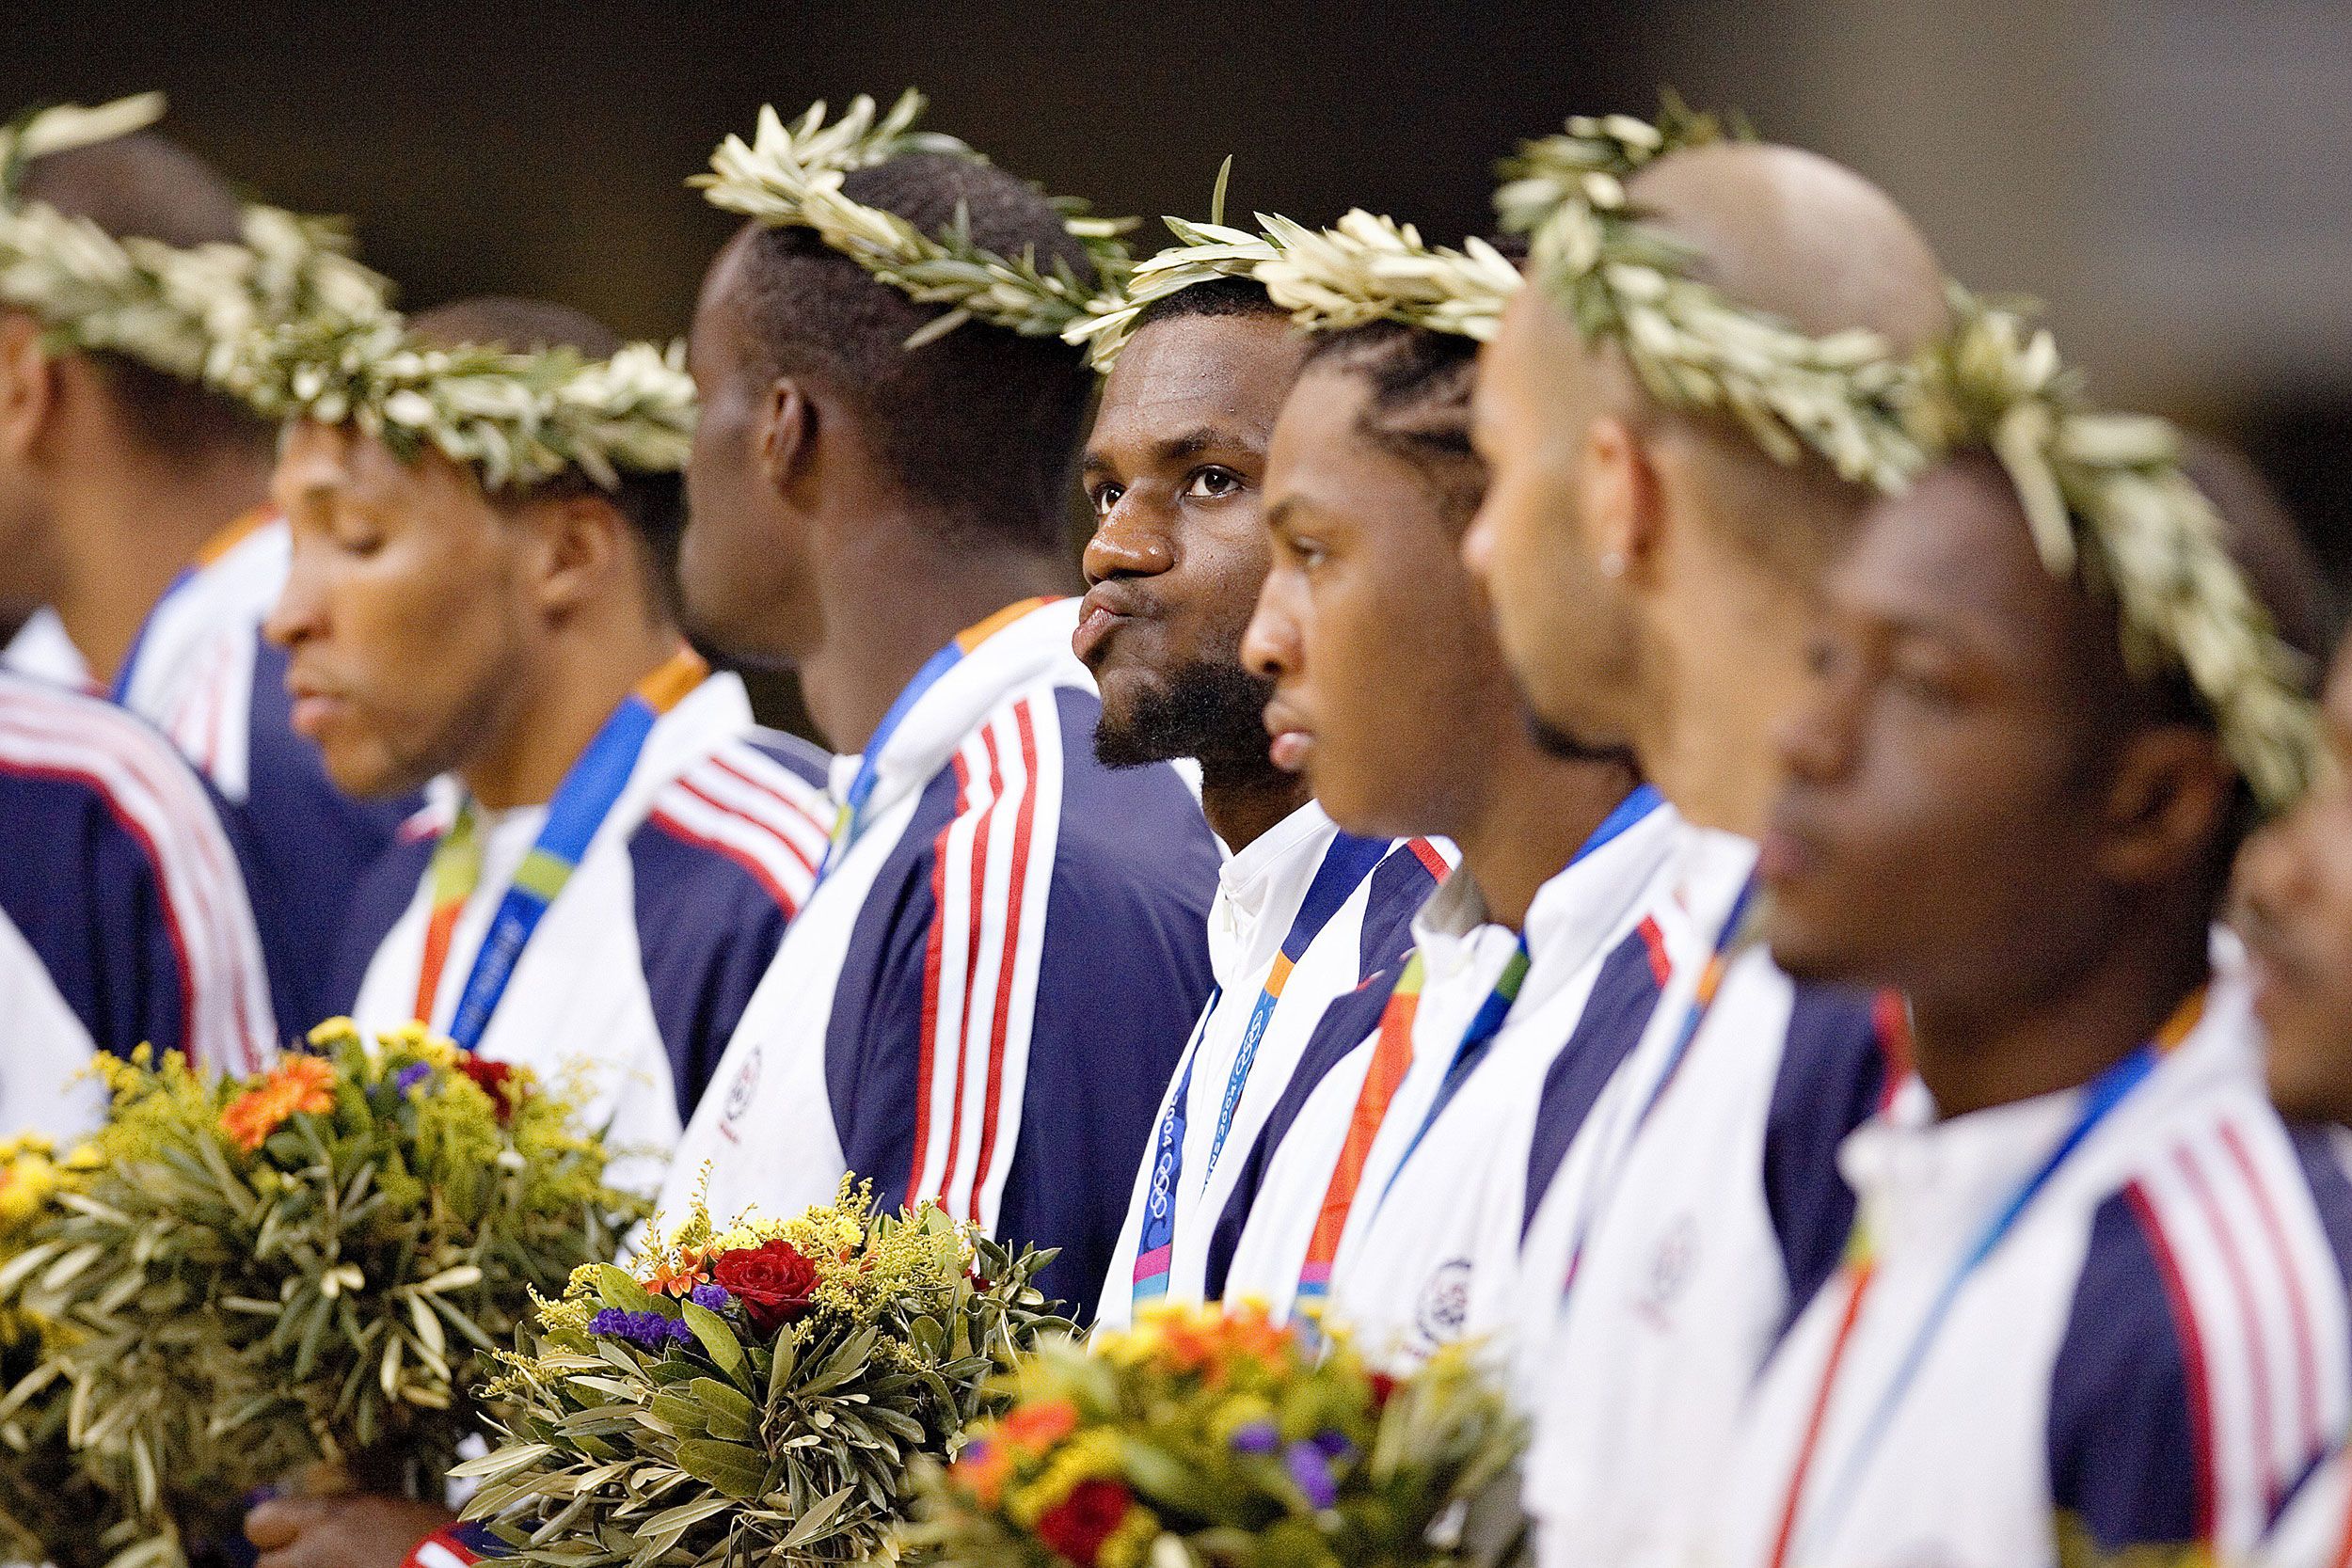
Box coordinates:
[393,1064,431,1094]
[690,1282,731,1311]
[1228,1420,1280,1456]
[1311,1428,1355,1464]
[587,1309,695,1352]
[1284,1440,1339,1511]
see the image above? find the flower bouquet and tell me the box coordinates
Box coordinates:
[0,1134,119,1568]
[454,1180,1070,1566]
[910,1304,1527,1568]
[0,1022,646,1568]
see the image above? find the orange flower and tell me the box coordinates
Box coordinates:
[997,1398,1080,1454]
[1214,1305,1295,1368]
[952,1437,1013,1507]
[220,1056,338,1152]
[643,1247,713,1297]
[1152,1315,1221,1375]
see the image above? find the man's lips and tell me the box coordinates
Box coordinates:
[1754,825,1819,888]
[1262,700,1312,774]
[1073,586,1146,667]
[284,675,352,739]
[1073,606,1127,666]
[1756,796,1828,889]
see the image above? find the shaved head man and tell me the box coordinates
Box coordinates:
[1464,137,1954,1568]
[1468,142,1950,837]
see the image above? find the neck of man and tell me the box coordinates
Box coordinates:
[799,508,1076,755]
[1198,760,1311,854]
[50,444,272,686]
[1907,907,2213,1119]
[460,606,685,813]
[1448,727,1639,933]
[1639,569,1820,841]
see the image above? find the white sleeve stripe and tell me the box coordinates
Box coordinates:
[0,707,273,1075]
[2136,1153,2254,1545]
[940,707,1032,1227]
[971,694,1060,1235]
[2214,1113,2352,1471]
[0,704,275,1075]
[3,690,274,1069]
[678,757,831,867]
[911,697,1064,1235]
[661,771,824,875]
[707,745,833,833]
[911,723,1004,1214]
[0,709,252,1060]
[647,790,815,912]
[2134,1114,2351,1553]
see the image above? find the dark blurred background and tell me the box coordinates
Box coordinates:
[8,0,2348,623]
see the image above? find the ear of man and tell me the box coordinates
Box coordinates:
[0,313,57,462]
[755,374,818,513]
[516,485,635,623]
[1576,411,1664,583]
[2094,722,2237,890]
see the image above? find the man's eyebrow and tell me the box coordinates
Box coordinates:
[1086,422,1261,477]
[1154,426,1232,464]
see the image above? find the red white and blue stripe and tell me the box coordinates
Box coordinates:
[0,671,279,1137]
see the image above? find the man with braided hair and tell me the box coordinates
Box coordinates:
[1210,308,1678,1366]
[0,103,406,1022]
[1460,132,1951,1565]
[660,104,1218,1326]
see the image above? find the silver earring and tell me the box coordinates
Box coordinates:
[1598,549,1628,579]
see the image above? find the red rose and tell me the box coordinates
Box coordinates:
[1034,1478,1134,1567]
[709,1239,822,1335]
[456,1054,520,1120]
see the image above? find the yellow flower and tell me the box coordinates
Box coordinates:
[1096,1507,1161,1568]
[0,1135,63,1235]
[1007,1429,1122,1526]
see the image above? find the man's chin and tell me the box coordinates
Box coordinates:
[1092,710,1179,771]
[326,760,420,804]
[1762,916,1867,990]
[2265,1046,2352,1127]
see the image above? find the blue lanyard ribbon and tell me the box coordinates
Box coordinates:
[108,567,192,705]
[1374,784,1665,1212]
[823,641,964,880]
[1791,1041,2164,1557]
[819,597,1057,882]
[1130,830,1392,1301]
[438,689,667,1051]
[1376,784,1662,1212]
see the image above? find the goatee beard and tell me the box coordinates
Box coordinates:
[1096,659,1279,778]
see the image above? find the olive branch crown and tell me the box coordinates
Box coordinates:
[0,93,389,396]
[1497,98,1925,492]
[695,89,1136,348]
[1907,296,2322,811]
[1061,98,2315,809]
[1063,156,1524,368]
[229,309,697,492]
[1066,98,1920,499]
